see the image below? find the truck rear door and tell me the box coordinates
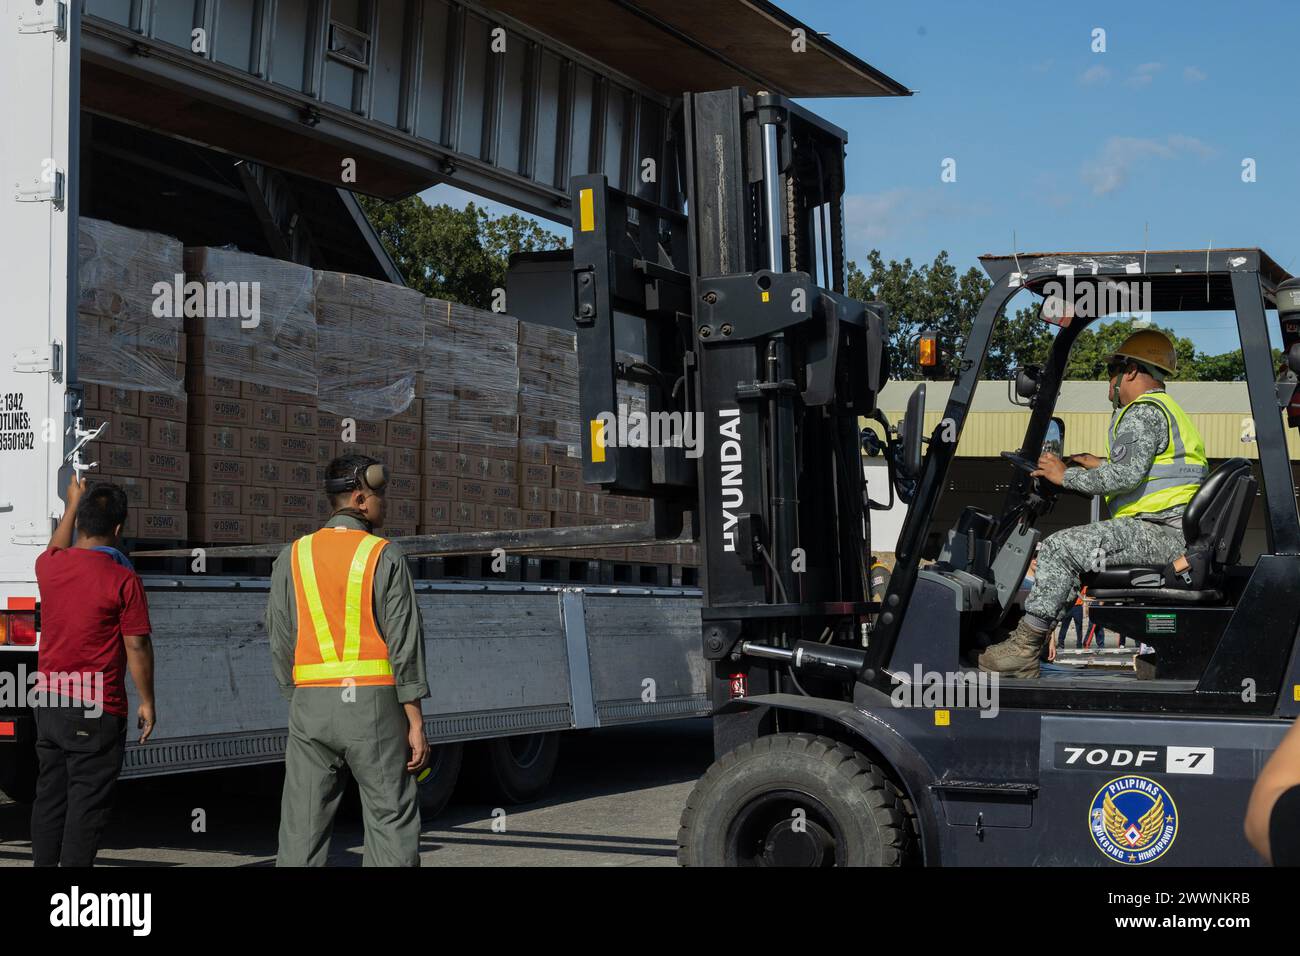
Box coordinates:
[0,0,79,602]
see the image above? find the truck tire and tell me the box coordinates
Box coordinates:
[0,739,39,805]
[467,733,559,805]
[677,733,909,867]
[415,742,464,821]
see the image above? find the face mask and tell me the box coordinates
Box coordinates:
[1109,373,1123,410]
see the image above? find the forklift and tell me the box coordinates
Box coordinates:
[519,85,1300,866]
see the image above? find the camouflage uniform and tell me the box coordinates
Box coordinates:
[1023,394,1187,627]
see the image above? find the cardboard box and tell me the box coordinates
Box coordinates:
[421,500,451,526]
[423,449,455,475]
[252,459,282,486]
[107,413,147,447]
[189,425,241,456]
[186,372,242,397]
[317,410,340,437]
[141,391,187,422]
[389,498,420,527]
[620,497,650,521]
[113,476,148,507]
[489,483,518,508]
[391,446,420,475]
[150,479,185,511]
[554,465,582,489]
[276,490,317,517]
[388,473,419,499]
[316,439,335,464]
[520,463,552,487]
[285,519,316,539]
[144,449,188,481]
[519,441,548,465]
[136,509,187,540]
[474,504,499,529]
[276,433,315,462]
[194,395,252,427]
[519,485,548,511]
[193,512,249,543]
[241,486,276,515]
[452,501,474,525]
[522,510,550,529]
[422,476,454,500]
[92,443,141,476]
[241,428,275,458]
[490,459,518,483]
[252,401,285,430]
[456,478,487,503]
[385,421,422,448]
[189,484,241,514]
[96,387,139,415]
[281,460,315,489]
[284,404,317,434]
[149,418,186,452]
[241,381,283,402]
[250,514,286,544]
[192,454,248,485]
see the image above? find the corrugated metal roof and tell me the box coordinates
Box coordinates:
[480,0,912,98]
[873,381,1297,459]
[879,381,1254,414]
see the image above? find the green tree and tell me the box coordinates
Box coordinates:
[846,249,1259,383]
[358,195,567,309]
[847,250,1052,378]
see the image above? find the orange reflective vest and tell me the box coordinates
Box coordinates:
[290,527,394,687]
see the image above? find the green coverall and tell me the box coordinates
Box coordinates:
[266,512,430,866]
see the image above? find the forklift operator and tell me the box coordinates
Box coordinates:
[977,330,1208,677]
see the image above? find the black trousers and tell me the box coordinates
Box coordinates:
[30,705,127,867]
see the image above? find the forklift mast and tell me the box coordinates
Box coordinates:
[524,88,890,752]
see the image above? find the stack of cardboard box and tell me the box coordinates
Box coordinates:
[77,217,695,567]
[78,218,190,542]
[183,247,320,545]
[314,270,429,539]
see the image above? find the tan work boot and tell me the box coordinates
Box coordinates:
[977,618,1047,678]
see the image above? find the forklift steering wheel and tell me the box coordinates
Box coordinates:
[1000,451,1040,473]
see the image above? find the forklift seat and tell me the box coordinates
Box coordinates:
[1083,457,1256,604]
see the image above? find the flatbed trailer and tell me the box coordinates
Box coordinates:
[0,0,763,810]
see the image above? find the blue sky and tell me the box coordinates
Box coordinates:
[426,0,1299,355]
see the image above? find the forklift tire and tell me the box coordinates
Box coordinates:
[466,732,559,805]
[416,742,464,821]
[678,733,910,867]
[0,740,39,805]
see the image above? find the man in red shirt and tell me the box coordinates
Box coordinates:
[31,476,156,867]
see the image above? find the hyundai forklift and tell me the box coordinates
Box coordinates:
[520,85,1300,866]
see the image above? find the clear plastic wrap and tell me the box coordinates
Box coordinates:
[516,321,579,454]
[421,299,519,448]
[77,218,185,395]
[183,246,318,395]
[315,271,425,420]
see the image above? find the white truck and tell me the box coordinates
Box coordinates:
[0,0,709,814]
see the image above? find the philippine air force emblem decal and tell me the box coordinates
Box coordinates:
[1089,775,1178,864]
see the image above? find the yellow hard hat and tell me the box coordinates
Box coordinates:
[1107,329,1177,376]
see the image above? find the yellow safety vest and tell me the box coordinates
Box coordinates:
[1105,391,1208,518]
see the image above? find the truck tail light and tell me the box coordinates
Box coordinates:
[0,608,38,647]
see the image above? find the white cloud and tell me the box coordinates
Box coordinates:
[1079,64,1111,85]
[1184,65,1207,83]
[1079,135,1214,196]
[843,187,985,247]
[1126,62,1165,88]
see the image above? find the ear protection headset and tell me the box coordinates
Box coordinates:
[323,461,388,496]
